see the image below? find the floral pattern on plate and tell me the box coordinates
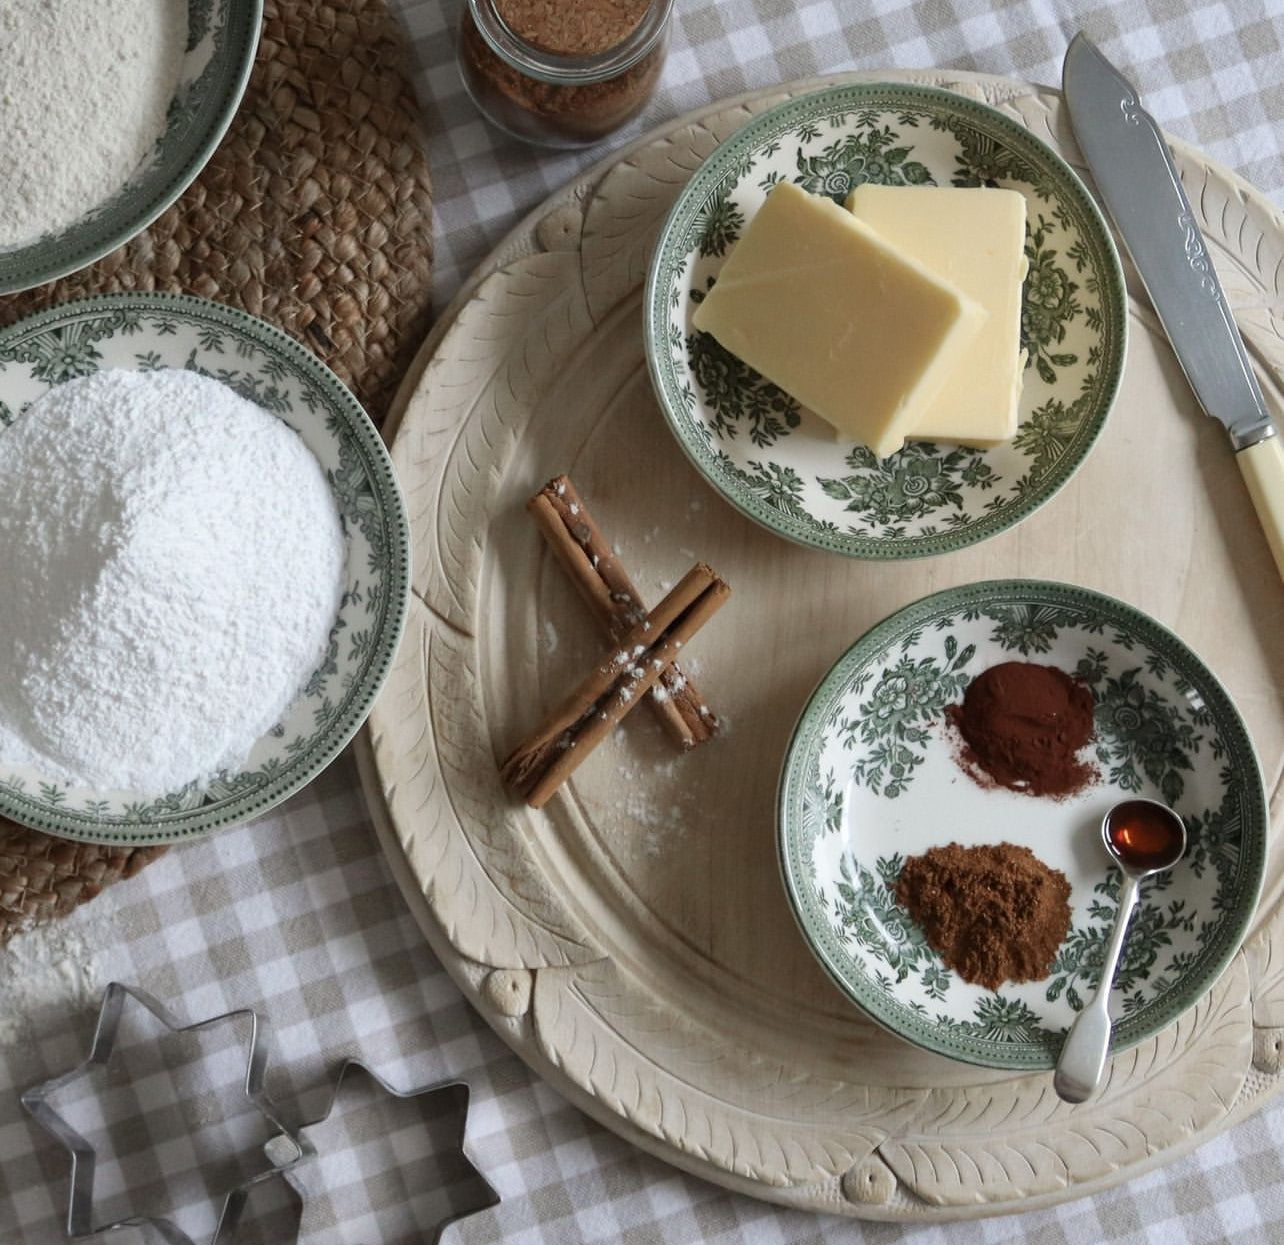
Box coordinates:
[0,294,409,844]
[778,580,1266,1069]
[645,84,1128,558]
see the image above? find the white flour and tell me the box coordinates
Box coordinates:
[0,915,103,1047]
[0,0,187,249]
[0,369,347,794]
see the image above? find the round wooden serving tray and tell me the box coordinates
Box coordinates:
[357,72,1284,1220]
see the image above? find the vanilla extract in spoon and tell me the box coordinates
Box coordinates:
[1053,799,1187,1103]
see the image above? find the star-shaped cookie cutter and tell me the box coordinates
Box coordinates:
[21,982,310,1245]
[268,1059,501,1245]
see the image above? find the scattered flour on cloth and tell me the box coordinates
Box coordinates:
[0,0,187,248]
[0,915,105,1047]
[0,368,347,794]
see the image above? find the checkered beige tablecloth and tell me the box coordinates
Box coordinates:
[4,2,1283,1242]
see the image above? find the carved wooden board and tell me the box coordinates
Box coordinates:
[358,72,1284,1219]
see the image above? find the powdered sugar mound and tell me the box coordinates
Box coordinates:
[0,368,347,794]
[0,0,187,248]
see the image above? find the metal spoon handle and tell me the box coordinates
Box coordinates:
[1053,871,1142,1103]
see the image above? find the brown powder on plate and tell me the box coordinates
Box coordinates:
[894,842,1072,990]
[495,0,649,55]
[948,661,1096,798]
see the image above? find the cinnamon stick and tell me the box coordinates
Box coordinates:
[529,476,718,748]
[502,563,730,808]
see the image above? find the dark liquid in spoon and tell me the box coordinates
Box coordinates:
[1106,800,1184,870]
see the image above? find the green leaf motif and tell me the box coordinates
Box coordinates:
[1021,214,1082,385]
[694,192,745,258]
[933,113,1042,194]
[951,994,1048,1043]
[686,311,801,448]
[1082,665,1202,804]
[793,124,935,201]
[328,432,387,557]
[983,602,1098,655]
[840,647,974,796]
[1010,393,1091,485]
[712,453,812,521]
[1046,869,1196,1007]
[817,442,1000,529]
[1182,789,1244,887]
[831,852,941,990]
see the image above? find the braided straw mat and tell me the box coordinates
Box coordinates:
[0,0,434,942]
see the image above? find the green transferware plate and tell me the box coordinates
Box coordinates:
[0,293,410,845]
[644,82,1128,559]
[0,0,262,296]
[777,580,1266,1070]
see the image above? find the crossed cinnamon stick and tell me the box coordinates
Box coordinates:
[528,476,719,748]
[503,478,729,809]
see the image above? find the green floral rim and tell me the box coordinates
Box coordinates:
[0,292,410,844]
[777,580,1267,1069]
[644,83,1129,560]
[0,0,262,295]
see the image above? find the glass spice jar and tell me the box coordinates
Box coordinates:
[457,0,674,149]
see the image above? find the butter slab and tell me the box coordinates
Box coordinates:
[846,184,1028,447]
[691,182,988,459]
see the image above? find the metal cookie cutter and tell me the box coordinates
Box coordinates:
[22,982,310,1245]
[268,1059,500,1245]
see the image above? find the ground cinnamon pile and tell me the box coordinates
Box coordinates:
[948,661,1096,798]
[895,843,1072,989]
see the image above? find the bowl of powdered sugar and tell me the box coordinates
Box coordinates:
[0,293,409,843]
[0,0,261,294]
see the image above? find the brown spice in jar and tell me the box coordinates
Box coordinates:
[460,13,664,143]
[948,661,1096,798]
[495,0,649,56]
[894,842,1072,990]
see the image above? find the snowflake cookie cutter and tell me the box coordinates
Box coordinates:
[21,981,310,1245]
[266,1059,501,1245]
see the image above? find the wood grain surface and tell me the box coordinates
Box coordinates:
[361,71,1284,1220]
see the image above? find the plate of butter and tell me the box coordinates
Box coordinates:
[644,82,1127,559]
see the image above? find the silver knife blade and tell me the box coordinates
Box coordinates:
[1062,33,1276,451]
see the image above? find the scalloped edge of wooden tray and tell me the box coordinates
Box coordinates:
[359,70,1284,1221]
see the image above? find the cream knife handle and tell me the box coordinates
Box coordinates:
[1237,435,1284,581]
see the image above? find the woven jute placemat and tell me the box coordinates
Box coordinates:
[0,0,434,942]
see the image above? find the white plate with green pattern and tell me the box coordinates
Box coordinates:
[0,293,409,845]
[644,83,1128,559]
[778,580,1266,1070]
[0,0,261,296]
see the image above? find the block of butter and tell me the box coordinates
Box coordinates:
[846,184,1028,447]
[691,182,987,460]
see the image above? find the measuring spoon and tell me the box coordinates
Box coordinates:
[1053,798,1186,1104]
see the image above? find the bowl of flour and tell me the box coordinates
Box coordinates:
[0,292,409,844]
[0,0,261,295]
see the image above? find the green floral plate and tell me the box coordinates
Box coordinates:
[777,580,1266,1070]
[644,83,1128,559]
[0,1,261,296]
[0,293,409,844]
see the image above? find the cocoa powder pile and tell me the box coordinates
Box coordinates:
[948,661,1096,797]
[895,843,1072,990]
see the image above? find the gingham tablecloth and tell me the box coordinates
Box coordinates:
[4,2,1283,1242]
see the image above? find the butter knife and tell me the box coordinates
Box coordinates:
[1063,33,1284,580]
